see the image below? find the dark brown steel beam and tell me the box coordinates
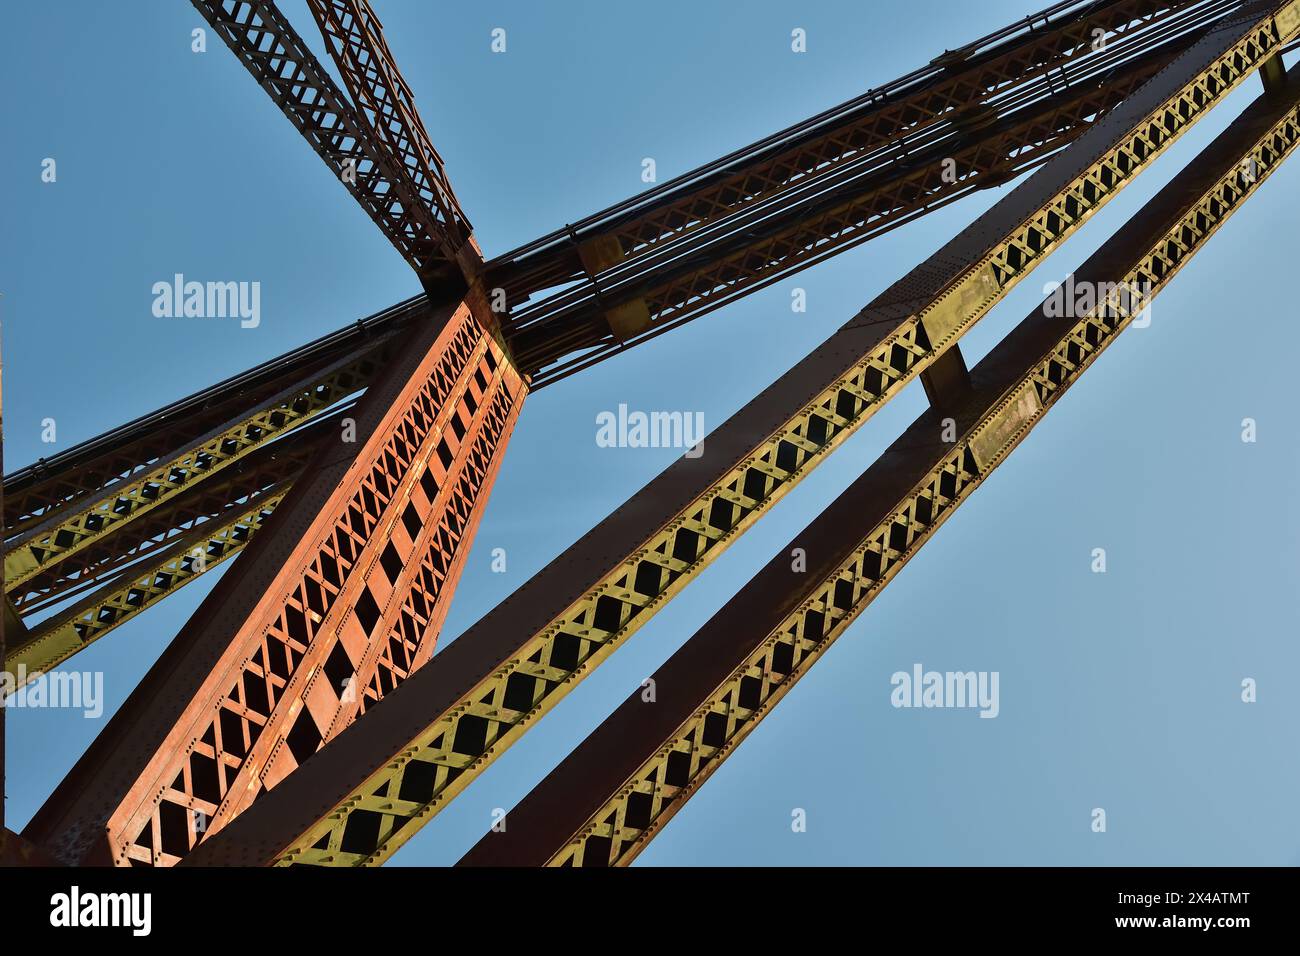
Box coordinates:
[177,0,1299,867]
[190,0,470,285]
[460,60,1300,865]
[2,297,424,536]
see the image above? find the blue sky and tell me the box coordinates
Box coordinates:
[4,0,1299,866]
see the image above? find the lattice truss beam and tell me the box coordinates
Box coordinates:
[463,58,1300,867]
[22,298,524,867]
[305,0,473,262]
[1,0,1215,679]
[2,3,1235,526]
[176,0,1300,867]
[1,341,394,673]
[1,297,425,536]
[190,0,475,282]
[495,0,1247,382]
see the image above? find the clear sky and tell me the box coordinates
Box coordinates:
[4,0,1299,866]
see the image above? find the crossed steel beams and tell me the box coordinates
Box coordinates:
[1,296,427,537]
[24,299,524,866]
[461,61,1300,866]
[501,0,1245,384]
[177,0,1299,866]
[6,0,1294,868]
[0,0,1231,656]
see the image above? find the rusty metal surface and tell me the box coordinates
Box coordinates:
[22,301,524,866]
[304,0,477,283]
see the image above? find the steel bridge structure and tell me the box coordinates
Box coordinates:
[2,0,1298,866]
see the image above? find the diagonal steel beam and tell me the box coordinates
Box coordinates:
[25,301,524,867]
[191,0,468,283]
[9,412,335,618]
[6,483,292,689]
[460,59,1300,866]
[3,342,391,592]
[487,0,1227,298]
[496,0,1243,381]
[507,41,1190,380]
[13,0,1225,498]
[1,297,423,538]
[179,0,1300,867]
[305,0,474,276]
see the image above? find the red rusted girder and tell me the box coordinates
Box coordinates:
[22,299,524,866]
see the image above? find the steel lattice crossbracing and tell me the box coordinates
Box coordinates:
[0,0,1228,501]
[190,0,474,282]
[458,65,1300,866]
[0,2,1213,662]
[172,0,1300,867]
[491,0,1223,292]
[508,0,1202,275]
[7,414,337,619]
[0,296,425,538]
[305,0,473,265]
[505,48,1175,379]
[3,344,390,593]
[22,303,524,866]
[7,485,294,688]
[496,0,1246,381]
[6,0,1298,871]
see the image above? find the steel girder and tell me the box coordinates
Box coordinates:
[3,343,392,594]
[505,41,1188,380]
[0,2,1227,513]
[3,1,1220,547]
[0,41,1161,558]
[190,0,472,283]
[0,41,1175,652]
[0,4,1191,658]
[1,298,424,537]
[177,0,1300,867]
[23,304,524,866]
[305,0,474,273]
[460,58,1300,866]
[7,485,292,688]
[8,414,335,619]
[2,413,348,680]
[0,2,1223,589]
[489,0,1220,296]
[499,40,1190,377]
[496,0,1242,382]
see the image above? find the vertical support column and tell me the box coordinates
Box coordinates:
[918,345,972,407]
[22,299,525,865]
[1260,52,1286,92]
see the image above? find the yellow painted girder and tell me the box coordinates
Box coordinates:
[5,486,291,685]
[553,86,1300,865]
[184,0,1300,868]
[3,345,384,591]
